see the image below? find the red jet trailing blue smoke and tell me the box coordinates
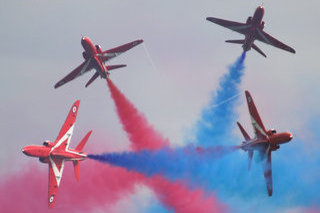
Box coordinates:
[237,91,293,196]
[206,6,296,57]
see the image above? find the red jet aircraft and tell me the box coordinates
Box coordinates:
[22,100,92,208]
[237,91,293,196]
[54,36,143,88]
[206,6,296,57]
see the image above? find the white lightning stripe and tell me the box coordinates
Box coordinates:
[65,149,87,157]
[49,157,65,186]
[50,125,74,153]
[250,115,268,138]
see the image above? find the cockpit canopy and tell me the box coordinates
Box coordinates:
[267,129,277,135]
[43,140,54,147]
[95,45,102,54]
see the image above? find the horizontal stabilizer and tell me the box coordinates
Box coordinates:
[106,64,127,71]
[252,43,267,57]
[85,72,99,88]
[73,161,80,181]
[225,40,245,44]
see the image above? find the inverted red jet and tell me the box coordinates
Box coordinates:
[22,100,92,208]
[237,91,293,196]
[54,36,143,88]
[206,6,296,57]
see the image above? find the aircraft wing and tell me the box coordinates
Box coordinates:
[261,149,273,196]
[48,157,65,208]
[100,39,143,62]
[54,58,94,89]
[206,17,251,35]
[245,91,268,140]
[52,100,80,151]
[256,30,296,54]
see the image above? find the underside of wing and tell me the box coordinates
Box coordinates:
[53,100,80,150]
[101,39,143,62]
[48,158,65,208]
[206,17,251,35]
[256,30,296,54]
[245,91,268,139]
[54,58,93,89]
[262,150,273,196]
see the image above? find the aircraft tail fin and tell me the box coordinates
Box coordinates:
[73,131,92,181]
[225,39,245,44]
[237,122,251,141]
[106,64,127,71]
[85,72,99,88]
[252,43,267,57]
[237,122,254,170]
[76,131,92,151]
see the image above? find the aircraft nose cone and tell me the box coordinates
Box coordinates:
[22,146,32,156]
[288,133,293,141]
[22,147,29,155]
[81,36,88,43]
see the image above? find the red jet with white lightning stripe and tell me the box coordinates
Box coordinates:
[237,91,293,196]
[206,6,296,57]
[22,100,92,208]
[54,36,143,88]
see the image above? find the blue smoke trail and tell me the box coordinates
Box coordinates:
[89,52,249,210]
[194,51,246,146]
[190,52,320,211]
[88,145,238,182]
[89,49,248,200]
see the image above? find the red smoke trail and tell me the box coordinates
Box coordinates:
[147,176,226,213]
[106,78,169,150]
[106,78,227,213]
[0,161,146,213]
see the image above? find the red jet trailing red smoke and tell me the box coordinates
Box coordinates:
[237,91,293,196]
[54,36,143,88]
[206,6,296,57]
[22,100,92,208]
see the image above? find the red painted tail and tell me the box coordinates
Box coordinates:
[237,122,253,170]
[237,122,251,141]
[73,131,92,181]
[76,131,92,151]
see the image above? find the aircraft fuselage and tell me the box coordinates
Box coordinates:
[81,36,108,78]
[241,131,293,152]
[243,6,265,51]
[22,144,87,162]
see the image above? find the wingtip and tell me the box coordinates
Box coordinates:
[87,130,93,137]
[134,39,144,45]
[73,100,81,107]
